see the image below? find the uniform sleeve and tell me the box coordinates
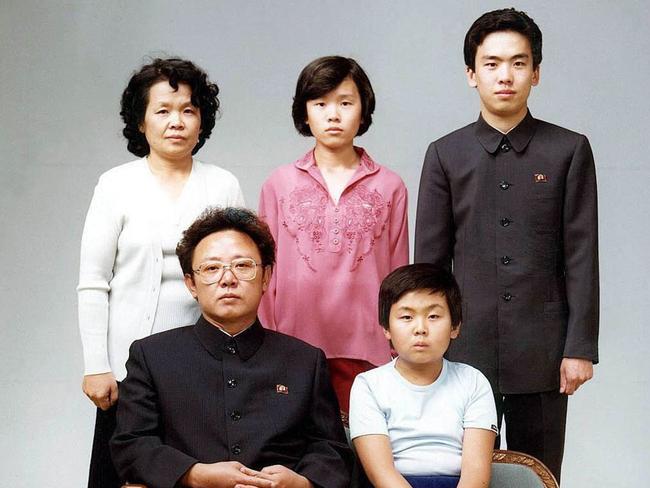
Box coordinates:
[389,183,409,269]
[414,142,454,270]
[463,369,498,434]
[110,341,198,488]
[349,373,389,439]
[77,174,121,375]
[562,135,599,362]
[257,179,278,330]
[293,349,353,488]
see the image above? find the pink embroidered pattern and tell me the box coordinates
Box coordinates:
[280,182,390,271]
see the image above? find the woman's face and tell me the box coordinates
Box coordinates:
[140,80,201,162]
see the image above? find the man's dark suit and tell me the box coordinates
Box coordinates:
[414,112,599,478]
[111,317,351,488]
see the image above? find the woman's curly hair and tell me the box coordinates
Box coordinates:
[120,57,220,157]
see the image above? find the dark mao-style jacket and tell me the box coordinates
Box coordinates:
[415,112,599,394]
[111,317,352,488]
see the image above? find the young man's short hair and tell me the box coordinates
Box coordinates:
[291,55,375,137]
[464,8,543,71]
[379,264,462,330]
[176,207,276,276]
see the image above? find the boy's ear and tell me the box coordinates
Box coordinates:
[466,67,477,88]
[383,328,392,341]
[450,322,461,339]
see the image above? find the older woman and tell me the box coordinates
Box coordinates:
[77,57,244,487]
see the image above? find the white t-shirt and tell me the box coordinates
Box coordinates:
[349,358,497,477]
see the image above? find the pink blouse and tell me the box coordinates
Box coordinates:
[258,148,409,366]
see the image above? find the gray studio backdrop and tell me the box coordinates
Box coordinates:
[1,1,648,486]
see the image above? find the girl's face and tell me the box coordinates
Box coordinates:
[305,77,362,150]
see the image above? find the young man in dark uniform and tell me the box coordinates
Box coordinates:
[414,8,599,482]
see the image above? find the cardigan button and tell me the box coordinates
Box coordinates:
[231,444,242,455]
[227,378,237,388]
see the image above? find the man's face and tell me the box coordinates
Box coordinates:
[384,290,459,369]
[184,230,271,334]
[466,30,539,125]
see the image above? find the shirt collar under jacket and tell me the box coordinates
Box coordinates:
[193,315,265,361]
[475,110,538,154]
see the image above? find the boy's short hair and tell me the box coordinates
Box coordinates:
[291,55,375,137]
[379,264,462,329]
[464,8,543,71]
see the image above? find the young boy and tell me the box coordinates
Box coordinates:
[414,8,598,482]
[349,264,497,488]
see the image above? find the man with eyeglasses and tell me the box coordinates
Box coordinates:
[110,207,351,488]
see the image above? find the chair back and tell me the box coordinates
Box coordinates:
[490,449,559,488]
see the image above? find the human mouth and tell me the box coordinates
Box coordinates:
[325,127,343,133]
[166,134,186,140]
[413,342,429,349]
[495,90,516,96]
[219,293,240,301]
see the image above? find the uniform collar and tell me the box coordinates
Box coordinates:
[194,315,265,361]
[475,110,537,154]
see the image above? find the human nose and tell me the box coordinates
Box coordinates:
[168,111,184,128]
[326,104,340,122]
[414,318,427,335]
[497,64,513,84]
[218,266,238,286]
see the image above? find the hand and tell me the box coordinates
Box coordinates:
[82,372,118,410]
[560,358,593,395]
[181,462,273,488]
[237,465,313,488]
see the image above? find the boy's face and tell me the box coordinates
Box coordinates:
[384,290,460,368]
[466,30,539,125]
[305,76,362,150]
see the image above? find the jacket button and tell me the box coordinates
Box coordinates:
[501,256,512,265]
[500,141,511,152]
[227,378,237,388]
[500,218,512,227]
[231,444,241,455]
[224,344,237,355]
[502,293,512,301]
[499,181,511,190]
[230,410,241,421]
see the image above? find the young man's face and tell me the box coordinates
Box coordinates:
[466,30,540,126]
[184,230,271,334]
[384,290,460,369]
[305,76,363,151]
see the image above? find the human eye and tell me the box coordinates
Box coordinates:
[485,62,497,68]
[513,61,526,68]
[183,107,197,114]
[428,314,440,320]
[398,314,412,321]
[155,108,169,114]
[233,259,255,270]
[201,262,223,274]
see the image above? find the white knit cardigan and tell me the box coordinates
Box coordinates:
[77,158,245,380]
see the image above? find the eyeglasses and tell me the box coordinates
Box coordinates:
[192,257,260,284]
